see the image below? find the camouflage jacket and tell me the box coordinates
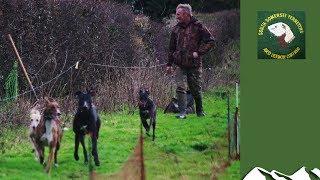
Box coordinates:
[167,17,214,68]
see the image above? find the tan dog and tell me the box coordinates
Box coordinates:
[29,98,63,173]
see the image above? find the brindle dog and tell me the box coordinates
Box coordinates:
[139,88,157,141]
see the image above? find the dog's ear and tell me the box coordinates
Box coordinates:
[31,103,40,112]
[75,91,82,98]
[35,103,41,109]
[32,100,40,109]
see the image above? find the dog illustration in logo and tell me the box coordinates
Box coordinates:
[268,22,295,48]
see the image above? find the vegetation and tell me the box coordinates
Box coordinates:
[116,0,240,20]
[4,62,18,101]
[0,88,239,179]
[0,0,239,100]
[218,161,240,180]
[0,0,240,179]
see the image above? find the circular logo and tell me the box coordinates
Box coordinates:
[257,11,305,59]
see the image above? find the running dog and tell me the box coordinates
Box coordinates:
[138,88,157,141]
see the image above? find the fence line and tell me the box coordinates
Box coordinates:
[1,59,221,104]
[89,62,167,69]
[0,61,173,103]
[89,62,218,71]
[0,62,78,103]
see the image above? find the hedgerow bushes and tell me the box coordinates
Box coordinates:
[0,0,239,130]
[1,0,136,96]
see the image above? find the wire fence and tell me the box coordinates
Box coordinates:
[0,62,79,103]
[0,64,225,103]
[0,61,169,103]
[89,63,167,69]
[1,64,85,102]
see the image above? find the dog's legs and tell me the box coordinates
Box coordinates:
[29,135,37,160]
[45,146,55,174]
[30,137,40,161]
[90,119,100,166]
[74,134,80,161]
[80,135,88,164]
[39,145,45,165]
[96,117,101,139]
[54,141,60,166]
[141,118,150,135]
[152,117,156,141]
[91,135,100,166]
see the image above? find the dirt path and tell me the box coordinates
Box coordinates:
[211,160,231,180]
[92,135,145,180]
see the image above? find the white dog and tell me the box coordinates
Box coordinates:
[29,106,41,160]
[268,22,295,44]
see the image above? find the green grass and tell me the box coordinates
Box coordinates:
[0,89,239,179]
[218,161,240,180]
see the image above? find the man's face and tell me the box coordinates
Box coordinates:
[176,8,190,23]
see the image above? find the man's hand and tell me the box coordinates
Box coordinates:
[193,52,199,58]
[166,66,174,75]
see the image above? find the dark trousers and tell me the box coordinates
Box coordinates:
[175,67,204,113]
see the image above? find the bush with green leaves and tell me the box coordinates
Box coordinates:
[4,62,18,101]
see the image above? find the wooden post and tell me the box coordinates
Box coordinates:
[7,34,38,100]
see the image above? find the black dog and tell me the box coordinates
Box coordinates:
[164,90,195,114]
[73,90,101,166]
[139,89,156,141]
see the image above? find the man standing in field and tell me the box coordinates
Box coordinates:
[167,4,214,119]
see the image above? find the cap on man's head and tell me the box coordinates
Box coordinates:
[176,4,192,16]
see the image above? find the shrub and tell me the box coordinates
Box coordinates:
[0,2,239,129]
[0,0,135,96]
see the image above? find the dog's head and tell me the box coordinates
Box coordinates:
[30,107,41,130]
[44,97,61,119]
[268,22,295,43]
[268,22,287,37]
[139,88,150,108]
[75,90,94,111]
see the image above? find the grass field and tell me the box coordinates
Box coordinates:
[217,161,240,180]
[0,89,240,179]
